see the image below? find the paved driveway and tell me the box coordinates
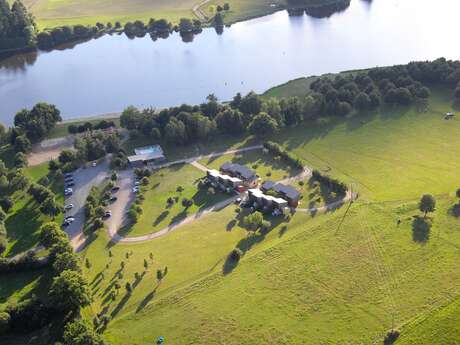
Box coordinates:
[63,160,110,250]
[106,169,136,239]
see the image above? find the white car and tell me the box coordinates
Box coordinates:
[64,204,74,210]
[65,216,75,222]
[92,161,97,167]
[65,187,73,193]
[132,187,140,193]
[134,181,140,186]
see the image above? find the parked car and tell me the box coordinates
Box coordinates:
[234,197,242,205]
[65,182,75,187]
[132,187,140,193]
[65,216,75,222]
[65,188,73,193]
[104,210,112,218]
[65,191,73,197]
[64,204,74,210]
[92,161,97,167]
[110,196,118,203]
[64,173,73,178]
[64,176,74,181]
[111,186,120,193]
[134,181,140,186]
[62,220,71,227]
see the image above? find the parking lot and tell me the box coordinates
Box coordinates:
[63,160,110,250]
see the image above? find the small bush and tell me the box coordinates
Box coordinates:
[0,311,10,334]
[182,198,193,208]
[261,220,271,231]
[229,248,243,262]
[176,186,184,192]
[298,180,305,186]
[141,176,149,186]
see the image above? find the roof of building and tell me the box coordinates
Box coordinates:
[128,151,165,163]
[220,162,256,179]
[248,189,287,205]
[261,181,300,200]
[208,170,243,184]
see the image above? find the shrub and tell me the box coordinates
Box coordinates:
[229,248,243,262]
[0,311,10,335]
[182,198,193,208]
[177,186,184,192]
[261,220,271,231]
[383,330,400,344]
[141,176,149,185]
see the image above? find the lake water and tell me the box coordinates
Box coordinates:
[1,0,460,125]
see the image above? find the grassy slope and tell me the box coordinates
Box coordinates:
[121,164,227,237]
[77,88,460,344]
[102,198,460,344]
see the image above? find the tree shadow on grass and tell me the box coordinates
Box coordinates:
[448,203,460,218]
[136,290,156,313]
[169,208,189,226]
[110,292,132,319]
[153,210,169,226]
[226,219,237,232]
[412,216,432,243]
[222,252,240,275]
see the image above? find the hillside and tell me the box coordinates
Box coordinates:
[76,87,460,344]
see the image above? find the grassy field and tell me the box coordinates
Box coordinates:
[121,164,228,237]
[122,133,259,160]
[76,86,460,344]
[23,0,197,29]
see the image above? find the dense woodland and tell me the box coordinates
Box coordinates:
[119,58,460,147]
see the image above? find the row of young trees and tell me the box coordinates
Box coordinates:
[0,0,35,50]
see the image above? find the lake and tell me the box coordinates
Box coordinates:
[1,0,460,125]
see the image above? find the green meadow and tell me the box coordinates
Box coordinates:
[75,86,460,344]
[121,164,227,237]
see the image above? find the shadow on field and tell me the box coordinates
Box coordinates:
[111,292,132,319]
[136,290,156,313]
[412,216,432,243]
[448,203,460,218]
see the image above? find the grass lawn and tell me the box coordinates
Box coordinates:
[122,133,260,160]
[198,148,301,182]
[202,0,285,24]
[120,164,228,237]
[3,163,64,257]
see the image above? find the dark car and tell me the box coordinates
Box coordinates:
[66,182,75,187]
[110,196,118,203]
[111,186,120,193]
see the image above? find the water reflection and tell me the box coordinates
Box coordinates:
[0,0,459,125]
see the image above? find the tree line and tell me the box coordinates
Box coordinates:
[0,222,105,344]
[118,58,460,150]
[0,0,35,51]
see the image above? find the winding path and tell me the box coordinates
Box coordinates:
[192,0,212,22]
